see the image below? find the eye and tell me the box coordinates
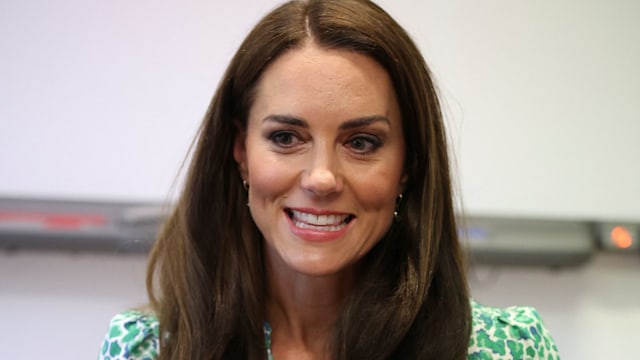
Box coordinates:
[268,130,302,148]
[345,135,382,154]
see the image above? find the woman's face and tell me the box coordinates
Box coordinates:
[234,42,406,278]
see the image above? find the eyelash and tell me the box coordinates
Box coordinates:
[267,130,302,148]
[266,130,383,155]
[345,135,382,154]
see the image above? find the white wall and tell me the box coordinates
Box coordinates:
[1,250,638,359]
[2,0,639,220]
[0,251,148,359]
[0,0,280,203]
[381,0,640,221]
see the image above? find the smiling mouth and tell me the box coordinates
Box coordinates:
[285,209,355,231]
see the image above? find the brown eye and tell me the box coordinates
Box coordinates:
[346,135,381,154]
[268,131,300,148]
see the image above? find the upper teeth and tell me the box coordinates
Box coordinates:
[290,210,349,226]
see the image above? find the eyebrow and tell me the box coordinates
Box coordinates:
[262,114,308,127]
[262,114,391,129]
[339,115,390,130]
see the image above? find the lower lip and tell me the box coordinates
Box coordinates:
[285,212,353,242]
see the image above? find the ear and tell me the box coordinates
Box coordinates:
[233,123,248,180]
[399,173,409,194]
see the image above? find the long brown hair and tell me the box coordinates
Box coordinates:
[147,0,470,358]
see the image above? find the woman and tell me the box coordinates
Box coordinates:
[100,0,560,359]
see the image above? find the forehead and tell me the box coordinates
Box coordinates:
[249,42,400,123]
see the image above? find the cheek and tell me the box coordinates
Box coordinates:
[350,176,400,214]
[351,161,405,211]
[246,156,296,199]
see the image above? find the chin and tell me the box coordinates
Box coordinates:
[284,255,358,278]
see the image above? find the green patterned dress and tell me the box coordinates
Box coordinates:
[98,301,560,359]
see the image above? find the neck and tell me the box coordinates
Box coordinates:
[265,250,356,357]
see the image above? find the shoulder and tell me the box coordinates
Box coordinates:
[468,300,560,360]
[98,310,160,360]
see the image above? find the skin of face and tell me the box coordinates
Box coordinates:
[234,41,406,280]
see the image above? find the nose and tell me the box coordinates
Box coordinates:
[300,146,343,197]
